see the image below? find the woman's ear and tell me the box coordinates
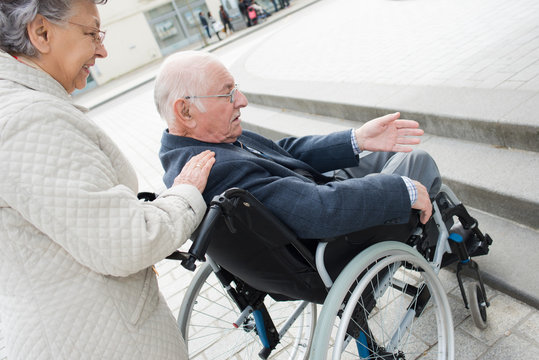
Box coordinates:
[26,14,52,54]
[173,98,197,129]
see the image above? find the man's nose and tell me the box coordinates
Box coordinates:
[235,89,248,108]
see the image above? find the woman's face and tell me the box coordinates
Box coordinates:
[46,0,108,93]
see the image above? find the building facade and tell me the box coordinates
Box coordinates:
[90,0,245,87]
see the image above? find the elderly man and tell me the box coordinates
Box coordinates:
[155,51,441,239]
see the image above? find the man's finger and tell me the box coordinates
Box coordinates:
[392,145,414,153]
[398,128,424,136]
[396,137,421,145]
[394,119,420,129]
[377,112,401,125]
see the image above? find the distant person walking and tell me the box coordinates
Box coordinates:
[239,0,252,27]
[219,5,234,33]
[279,0,290,10]
[199,12,211,39]
[207,11,222,41]
[270,0,279,13]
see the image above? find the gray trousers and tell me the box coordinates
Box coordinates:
[335,149,442,198]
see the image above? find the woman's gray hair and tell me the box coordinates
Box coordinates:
[154,51,224,125]
[0,0,107,56]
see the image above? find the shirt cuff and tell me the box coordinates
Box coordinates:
[401,176,417,205]
[350,129,361,155]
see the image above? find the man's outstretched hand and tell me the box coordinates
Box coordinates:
[354,112,424,153]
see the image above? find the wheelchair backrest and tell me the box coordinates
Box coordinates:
[192,188,329,304]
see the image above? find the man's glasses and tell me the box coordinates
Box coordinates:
[184,84,239,103]
[68,21,106,45]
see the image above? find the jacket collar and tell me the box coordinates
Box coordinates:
[161,129,239,149]
[0,51,88,113]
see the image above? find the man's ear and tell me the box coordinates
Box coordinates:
[26,14,52,54]
[173,98,196,129]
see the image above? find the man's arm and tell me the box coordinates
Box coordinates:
[206,159,412,239]
[271,130,359,173]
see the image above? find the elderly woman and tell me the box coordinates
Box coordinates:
[0,1,214,359]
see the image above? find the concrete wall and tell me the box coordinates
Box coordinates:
[92,12,162,84]
[100,0,171,23]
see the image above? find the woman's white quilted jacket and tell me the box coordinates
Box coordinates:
[0,52,206,359]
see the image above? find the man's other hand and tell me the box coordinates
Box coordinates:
[412,180,432,224]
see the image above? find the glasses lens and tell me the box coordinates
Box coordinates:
[230,86,238,103]
[98,31,106,44]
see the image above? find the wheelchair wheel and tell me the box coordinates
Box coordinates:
[310,241,454,360]
[467,282,488,329]
[178,262,317,359]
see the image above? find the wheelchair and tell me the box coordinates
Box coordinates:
[158,184,492,359]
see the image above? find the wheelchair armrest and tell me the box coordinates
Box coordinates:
[181,203,223,271]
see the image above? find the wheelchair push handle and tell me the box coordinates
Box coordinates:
[181,203,223,271]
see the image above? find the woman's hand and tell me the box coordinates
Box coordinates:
[172,150,216,193]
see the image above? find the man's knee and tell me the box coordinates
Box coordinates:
[408,149,441,196]
[409,148,433,161]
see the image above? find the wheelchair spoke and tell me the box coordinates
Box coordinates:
[179,263,316,359]
[323,253,444,360]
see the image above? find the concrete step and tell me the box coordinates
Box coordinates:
[241,104,539,230]
[242,90,539,153]
[241,103,539,308]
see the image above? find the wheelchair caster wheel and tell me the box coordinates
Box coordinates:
[467,282,488,329]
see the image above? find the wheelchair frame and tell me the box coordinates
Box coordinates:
[158,184,492,359]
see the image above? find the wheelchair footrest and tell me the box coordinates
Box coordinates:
[440,214,493,268]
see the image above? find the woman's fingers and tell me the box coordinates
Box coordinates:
[173,150,216,192]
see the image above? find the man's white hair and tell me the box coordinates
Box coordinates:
[154,51,224,126]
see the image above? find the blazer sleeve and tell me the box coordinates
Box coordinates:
[275,130,358,173]
[0,104,206,277]
[206,157,411,239]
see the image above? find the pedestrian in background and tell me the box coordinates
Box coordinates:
[207,11,222,41]
[270,0,279,13]
[219,5,234,34]
[0,0,215,359]
[199,11,212,39]
[239,0,252,27]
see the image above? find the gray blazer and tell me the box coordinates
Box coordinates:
[160,129,411,239]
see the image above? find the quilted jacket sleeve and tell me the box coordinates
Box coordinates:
[0,101,206,277]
